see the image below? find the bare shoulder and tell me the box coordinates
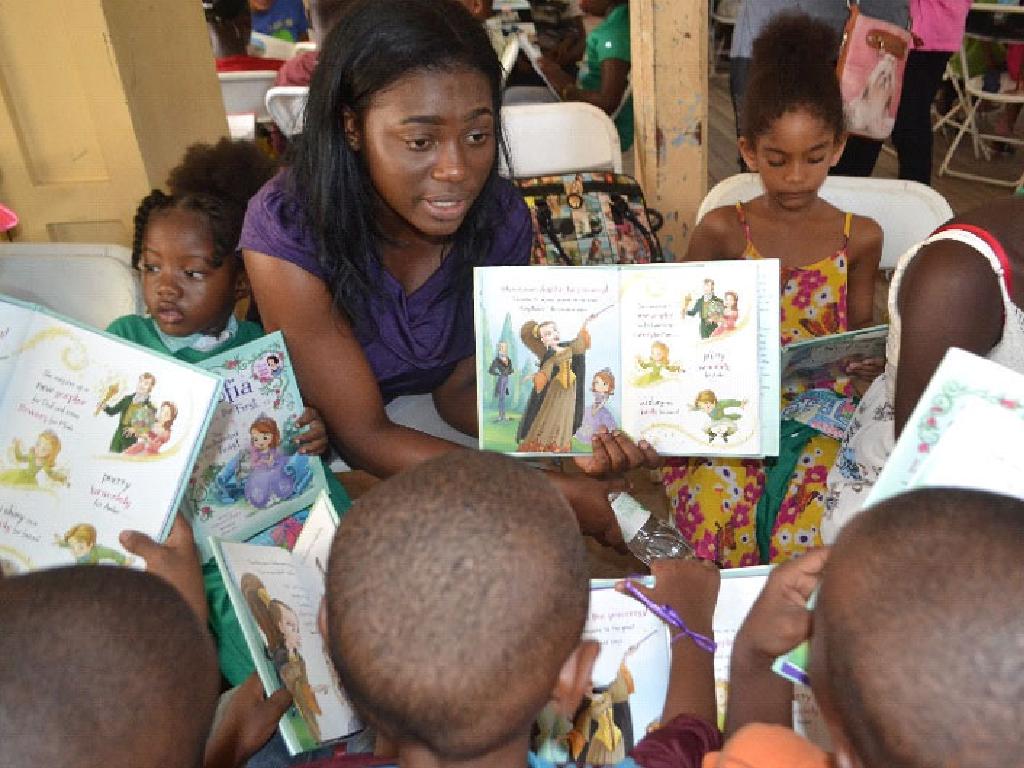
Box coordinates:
[848,214,883,269]
[898,238,1002,314]
[683,205,745,262]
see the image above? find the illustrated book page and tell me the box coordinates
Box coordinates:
[781,324,888,391]
[474,262,780,457]
[0,297,220,575]
[212,493,362,756]
[181,332,327,562]
[866,347,1024,506]
[533,578,670,765]
[714,567,829,748]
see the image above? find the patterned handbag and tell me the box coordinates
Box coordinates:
[515,172,664,265]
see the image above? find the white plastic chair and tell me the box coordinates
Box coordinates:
[710,0,740,71]
[265,86,309,137]
[293,41,317,55]
[698,174,954,270]
[218,70,279,124]
[248,31,296,60]
[0,243,142,330]
[500,102,623,176]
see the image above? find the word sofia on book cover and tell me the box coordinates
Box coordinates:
[474,262,780,457]
[181,332,327,562]
[0,297,220,575]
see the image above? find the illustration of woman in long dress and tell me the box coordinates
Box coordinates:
[516,315,595,452]
[710,291,740,337]
[0,430,69,488]
[575,368,618,445]
[242,573,322,742]
[123,401,178,456]
[214,416,312,508]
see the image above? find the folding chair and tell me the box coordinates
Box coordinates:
[218,70,279,124]
[500,102,623,176]
[0,243,142,330]
[265,86,309,137]
[698,174,953,270]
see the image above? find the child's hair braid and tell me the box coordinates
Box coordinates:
[131,189,174,268]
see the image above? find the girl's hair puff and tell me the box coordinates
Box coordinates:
[741,12,844,143]
[292,0,511,326]
[131,139,277,269]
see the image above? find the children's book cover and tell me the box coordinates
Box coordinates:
[713,567,830,749]
[781,324,888,391]
[0,297,220,576]
[474,262,780,458]
[866,347,1024,507]
[533,578,669,765]
[213,493,362,756]
[181,332,327,562]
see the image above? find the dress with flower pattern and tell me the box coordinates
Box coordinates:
[660,202,853,566]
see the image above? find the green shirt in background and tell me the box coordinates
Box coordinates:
[578,3,633,151]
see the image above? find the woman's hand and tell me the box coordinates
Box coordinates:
[555,472,628,552]
[573,428,662,478]
[293,407,329,456]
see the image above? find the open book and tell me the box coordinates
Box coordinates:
[0,296,220,575]
[181,332,327,562]
[212,493,362,756]
[714,567,830,749]
[533,578,670,765]
[866,347,1024,506]
[474,262,781,457]
[781,324,888,391]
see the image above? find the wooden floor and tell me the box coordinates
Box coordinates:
[706,71,1020,213]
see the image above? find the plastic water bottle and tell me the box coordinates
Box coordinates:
[609,492,696,565]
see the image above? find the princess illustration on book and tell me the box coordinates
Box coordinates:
[575,368,618,444]
[0,430,69,488]
[123,401,178,456]
[213,415,313,509]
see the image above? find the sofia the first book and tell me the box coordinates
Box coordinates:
[182,332,328,562]
[474,262,781,458]
[212,493,363,756]
[0,296,220,576]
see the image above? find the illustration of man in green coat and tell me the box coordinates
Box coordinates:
[683,278,724,339]
[96,372,157,453]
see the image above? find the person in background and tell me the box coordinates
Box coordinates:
[729,1,909,170]
[830,0,972,182]
[274,0,356,87]
[242,0,658,552]
[249,0,309,42]
[535,0,634,151]
[205,0,285,73]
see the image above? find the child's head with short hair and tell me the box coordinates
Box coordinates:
[325,451,592,760]
[739,13,845,199]
[0,566,219,768]
[812,488,1024,768]
[133,138,276,338]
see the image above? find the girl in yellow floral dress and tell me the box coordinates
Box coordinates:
[661,13,882,566]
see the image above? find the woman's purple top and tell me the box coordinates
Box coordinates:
[240,171,532,402]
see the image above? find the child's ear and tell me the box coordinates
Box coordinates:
[549,640,600,718]
[830,133,849,167]
[342,107,361,152]
[737,136,757,173]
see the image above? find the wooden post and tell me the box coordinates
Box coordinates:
[631,0,708,260]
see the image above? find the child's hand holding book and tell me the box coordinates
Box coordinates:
[120,514,207,624]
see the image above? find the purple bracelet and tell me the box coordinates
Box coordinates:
[623,579,717,653]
